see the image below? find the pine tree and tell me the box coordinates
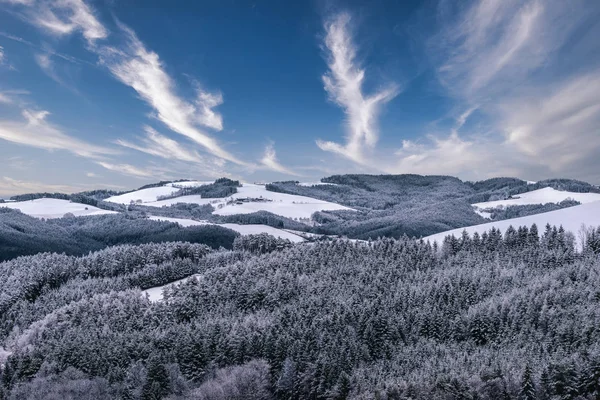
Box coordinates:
[519,365,536,400]
[276,357,297,399]
[141,358,170,400]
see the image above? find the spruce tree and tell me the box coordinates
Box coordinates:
[519,365,536,400]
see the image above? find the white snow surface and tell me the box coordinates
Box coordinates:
[297,182,337,187]
[165,181,213,188]
[473,208,492,219]
[142,274,201,302]
[106,186,180,204]
[148,216,305,242]
[144,195,220,208]
[212,183,351,219]
[105,181,211,204]
[109,182,349,221]
[424,200,600,248]
[473,187,600,209]
[2,198,116,219]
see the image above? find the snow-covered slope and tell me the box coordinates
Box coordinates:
[144,183,351,221]
[213,183,351,219]
[106,181,209,204]
[148,216,305,242]
[2,198,116,219]
[424,200,600,247]
[473,187,600,209]
[297,182,337,187]
[106,186,180,204]
[144,195,220,208]
[165,181,213,188]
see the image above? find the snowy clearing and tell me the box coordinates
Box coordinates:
[424,200,600,248]
[142,274,201,302]
[473,208,492,219]
[2,198,116,219]
[148,215,305,242]
[473,187,600,209]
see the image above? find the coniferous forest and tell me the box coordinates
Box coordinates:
[1,0,599,395]
[1,223,600,399]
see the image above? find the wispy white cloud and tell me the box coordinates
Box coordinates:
[317,12,399,165]
[425,0,600,181]
[116,126,207,164]
[5,156,35,171]
[501,70,600,172]
[194,88,224,131]
[6,0,108,45]
[95,161,153,178]
[435,0,550,99]
[0,45,4,64]
[0,90,30,105]
[96,22,245,166]
[0,93,11,104]
[0,175,126,196]
[392,132,485,176]
[0,31,91,66]
[33,53,80,93]
[0,176,82,196]
[260,143,300,176]
[3,0,246,169]
[0,109,117,158]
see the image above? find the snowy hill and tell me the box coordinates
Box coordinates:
[424,200,600,248]
[212,184,352,219]
[147,216,305,243]
[473,187,600,209]
[105,180,213,204]
[142,183,351,220]
[144,195,219,208]
[2,198,116,219]
[105,186,182,204]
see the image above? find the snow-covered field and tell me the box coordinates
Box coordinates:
[105,181,211,204]
[297,182,337,187]
[165,181,213,188]
[148,216,305,242]
[473,187,600,209]
[2,198,116,219]
[425,200,600,248]
[144,195,220,208]
[108,182,350,221]
[212,184,351,219]
[106,186,181,204]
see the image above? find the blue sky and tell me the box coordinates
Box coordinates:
[1,0,600,195]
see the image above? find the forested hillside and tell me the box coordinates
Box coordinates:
[1,225,600,399]
[0,209,238,261]
[5,175,597,244]
[266,175,600,239]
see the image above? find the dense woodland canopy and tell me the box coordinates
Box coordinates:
[1,224,600,399]
[0,209,238,261]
